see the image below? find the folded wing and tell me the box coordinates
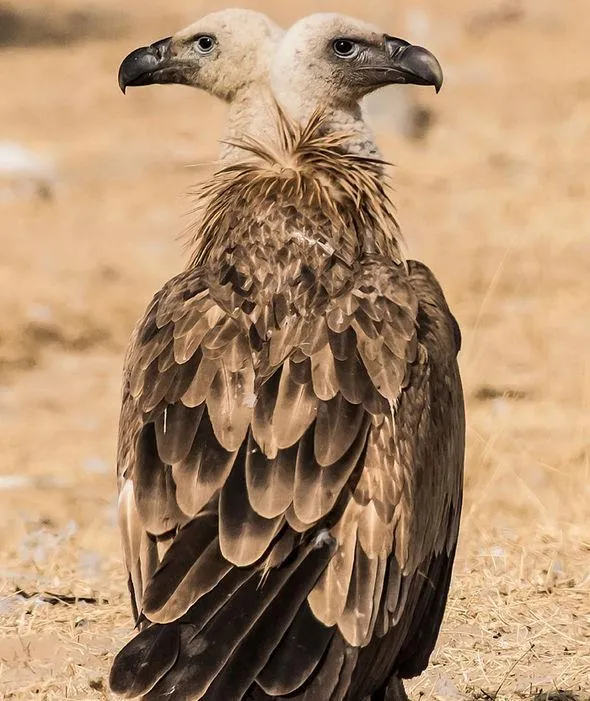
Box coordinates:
[111,255,464,700]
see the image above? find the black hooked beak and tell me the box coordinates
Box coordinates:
[118,37,178,93]
[384,36,443,93]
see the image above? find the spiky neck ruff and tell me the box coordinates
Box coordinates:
[189,107,403,273]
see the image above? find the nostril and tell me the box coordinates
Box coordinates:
[384,35,411,58]
[150,37,172,59]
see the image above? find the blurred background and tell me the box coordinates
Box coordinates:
[0,0,588,698]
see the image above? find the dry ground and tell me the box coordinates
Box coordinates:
[0,0,588,698]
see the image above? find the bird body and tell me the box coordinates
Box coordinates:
[113,13,463,700]
[111,111,464,701]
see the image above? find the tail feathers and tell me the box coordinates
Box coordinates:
[256,604,334,696]
[285,635,357,701]
[109,624,180,699]
[110,567,255,699]
[143,535,336,701]
[246,636,373,701]
[111,533,336,701]
[203,551,335,701]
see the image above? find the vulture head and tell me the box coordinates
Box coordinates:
[272,13,443,113]
[118,9,282,101]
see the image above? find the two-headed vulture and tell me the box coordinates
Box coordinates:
[112,11,464,701]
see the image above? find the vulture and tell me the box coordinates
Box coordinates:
[112,11,464,701]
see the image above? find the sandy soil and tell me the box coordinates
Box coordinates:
[0,0,588,698]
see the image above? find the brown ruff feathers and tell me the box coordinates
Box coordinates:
[188,106,404,269]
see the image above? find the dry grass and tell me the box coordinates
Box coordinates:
[1,0,589,698]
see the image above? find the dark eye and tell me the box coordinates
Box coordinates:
[195,35,215,54]
[332,38,357,58]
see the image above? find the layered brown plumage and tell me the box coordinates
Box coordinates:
[111,110,464,701]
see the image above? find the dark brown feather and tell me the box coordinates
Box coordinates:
[203,539,336,701]
[141,513,227,622]
[109,624,180,699]
[296,635,351,701]
[293,420,369,524]
[256,604,334,696]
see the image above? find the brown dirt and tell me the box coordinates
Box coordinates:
[0,0,588,699]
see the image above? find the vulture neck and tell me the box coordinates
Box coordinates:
[315,103,381,159]
[273,87,381,159]
[220,86,276,163]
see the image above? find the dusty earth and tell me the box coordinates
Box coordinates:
[0,0,588,698]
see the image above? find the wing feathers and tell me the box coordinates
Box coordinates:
[115,252,464,701]
[311,344,339,401]
[334,351,372,405]
[272,363,317,450]
[245,434,296,519]
[171,410,237,517]
[314,394,365,466]
[219,443,284,566]
[180,355,217,407]
[252,370,281,457]
[307,511,358,626]
[293,420,369,524]
[203,540,336,701]
[154,403,204,465]
[141,513,227,623]
[339,544,380,646]
[118,480,143,602]
[207,362,254,452]
[297,635,355,701]
[173,316,211,364]
[134,424,187,535]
